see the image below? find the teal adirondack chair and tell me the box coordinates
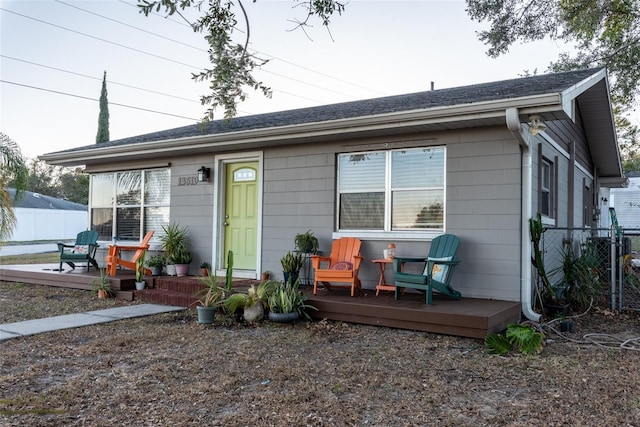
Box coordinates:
[392,234,461,304]
[57,230,100,272]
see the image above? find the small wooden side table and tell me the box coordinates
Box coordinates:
[372,258,395,296]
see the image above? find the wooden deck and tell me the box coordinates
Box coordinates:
[0,263,521,339]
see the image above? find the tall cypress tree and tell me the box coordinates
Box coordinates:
[96,71,110,143]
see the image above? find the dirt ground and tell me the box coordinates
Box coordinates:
[1,281,640,426]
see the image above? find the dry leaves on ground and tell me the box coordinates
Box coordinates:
[1,282,640,426]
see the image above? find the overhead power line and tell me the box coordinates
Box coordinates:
[0,7,202,70]
[0,80,201,121]
[1,2,385,121]
[75,0,386,97]
[55,0,203,52]
[1,55,199,103]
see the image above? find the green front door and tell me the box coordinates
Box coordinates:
[223,162,258,271]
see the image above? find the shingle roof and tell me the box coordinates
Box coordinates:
[66,68,602,152]
[8,188,87,211]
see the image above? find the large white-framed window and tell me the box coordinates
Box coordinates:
[90,168,170,241]
[337,146,445,233]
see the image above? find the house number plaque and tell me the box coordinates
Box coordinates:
[178,176,199,186]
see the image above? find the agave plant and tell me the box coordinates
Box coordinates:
[196,274,226,308]
[224,280,278,322]
[267,278,317,320]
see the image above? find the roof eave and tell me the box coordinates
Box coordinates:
[40,93,565,167]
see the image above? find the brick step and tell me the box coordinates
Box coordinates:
[153,276,258,293]
[153,276,208,293]
[135,289,198,308]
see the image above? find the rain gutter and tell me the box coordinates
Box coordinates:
[506,107,541,322]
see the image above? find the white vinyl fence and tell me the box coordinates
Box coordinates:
[9,207,88,241]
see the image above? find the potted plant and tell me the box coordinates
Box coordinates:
[146,254,165,276]
[91,268,112,299]
[160,223,189,276]
[261,270,270,281]
[224,280,278,322]
[280,251,304,285]
[173,246,192,276]
[200,261,211,277]
[546,239,603,315]
[135,250,147,290]
[268,278,317,322]
[530,214,559,311]
[195,273,226,324]
[294,229,319,254]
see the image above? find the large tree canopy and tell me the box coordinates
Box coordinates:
[137,0,637,164]
[138,0,345,120]
[466,0,640,158]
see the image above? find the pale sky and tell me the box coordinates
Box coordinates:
[2,0,635,160]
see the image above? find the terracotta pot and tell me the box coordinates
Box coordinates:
[97,289,109,299]
[201,268,209,277]
[261,272,269,281]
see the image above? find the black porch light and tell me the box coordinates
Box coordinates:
[198,166,211,183]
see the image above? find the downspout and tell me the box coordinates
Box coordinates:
[506,108,542,322]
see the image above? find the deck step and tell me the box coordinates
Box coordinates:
[1,264,522,338]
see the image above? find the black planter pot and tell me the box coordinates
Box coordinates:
[283,272,299,286]
[544,301,570,317]
[268,311,299,323]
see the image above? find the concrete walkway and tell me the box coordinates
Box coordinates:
[0,304,184,341]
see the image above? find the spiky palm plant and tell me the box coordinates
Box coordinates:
[0,133,28,243]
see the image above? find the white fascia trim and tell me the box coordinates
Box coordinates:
[41,94,564,165]
[560,68,607,121]
[538,132,594,180]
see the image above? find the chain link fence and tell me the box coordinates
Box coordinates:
[539,227,640,312]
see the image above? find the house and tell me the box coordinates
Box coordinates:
[40,68,625,322]
[609,173,640,230]
[6,188,88,241]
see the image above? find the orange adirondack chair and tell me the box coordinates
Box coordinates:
[105,231,155,276]
[311,237,363,296]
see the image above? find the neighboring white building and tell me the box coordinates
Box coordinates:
[610,174,640,230]
[8,188,88,241]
